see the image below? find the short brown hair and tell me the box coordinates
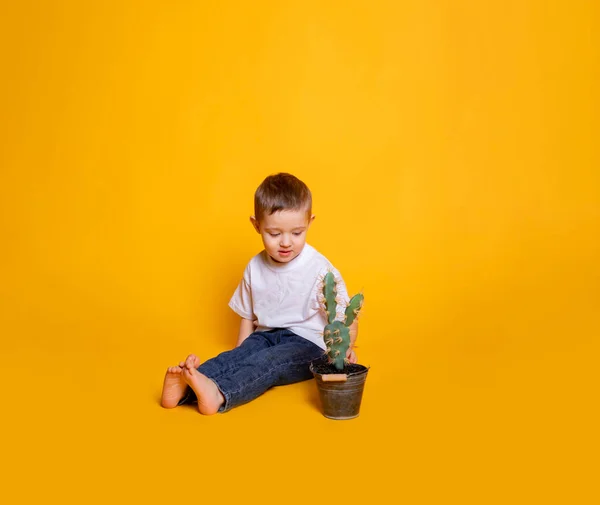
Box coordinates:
[254,173,312,221]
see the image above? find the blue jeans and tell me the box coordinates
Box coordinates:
[178,328,325,412]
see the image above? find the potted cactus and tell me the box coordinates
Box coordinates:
[310,272,369,420]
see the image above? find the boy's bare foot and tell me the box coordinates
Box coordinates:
[160,355,201,409]
[182,366,225,415]
[161,366,187,408]
[184,354,201,370]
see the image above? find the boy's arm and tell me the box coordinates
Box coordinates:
[236,317,256,347]
[349,320,358,347]
[347,320,359,363]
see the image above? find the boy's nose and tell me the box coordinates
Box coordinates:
[280,236,292,247]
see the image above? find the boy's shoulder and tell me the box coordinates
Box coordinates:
[298,245,344,281]
[303,244,335,269]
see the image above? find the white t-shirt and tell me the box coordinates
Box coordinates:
[228,244,349,350]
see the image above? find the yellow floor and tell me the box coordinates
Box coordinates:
[2,288,598,503]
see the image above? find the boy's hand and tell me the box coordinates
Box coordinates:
[346,347,358,364]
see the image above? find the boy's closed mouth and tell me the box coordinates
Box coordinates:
[279,250,292,255]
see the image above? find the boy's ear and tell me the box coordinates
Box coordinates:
[250,216,260,233]
[309,214,316,226]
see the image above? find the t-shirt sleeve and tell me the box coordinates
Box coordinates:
[228,264,254,320]
[331,267,350,321]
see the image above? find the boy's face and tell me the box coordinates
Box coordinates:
[251,209,315,264]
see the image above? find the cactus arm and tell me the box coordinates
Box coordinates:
[323,272,338,324]
[344,293,364,327]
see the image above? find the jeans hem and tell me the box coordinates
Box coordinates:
[210,377,230,413]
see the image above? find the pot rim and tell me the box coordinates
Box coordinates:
[309,362,370,378]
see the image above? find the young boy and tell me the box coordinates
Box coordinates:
[160,173,358,414]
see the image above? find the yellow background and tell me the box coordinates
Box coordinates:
[1,1,598,503]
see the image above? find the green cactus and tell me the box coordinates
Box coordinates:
[321,271,364,370]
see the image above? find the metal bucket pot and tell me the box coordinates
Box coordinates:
[310,364,369,420]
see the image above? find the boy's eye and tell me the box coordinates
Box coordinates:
[269,233,280,237]
[292,232,302,236]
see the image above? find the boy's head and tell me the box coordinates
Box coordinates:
[251,173,315,264]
